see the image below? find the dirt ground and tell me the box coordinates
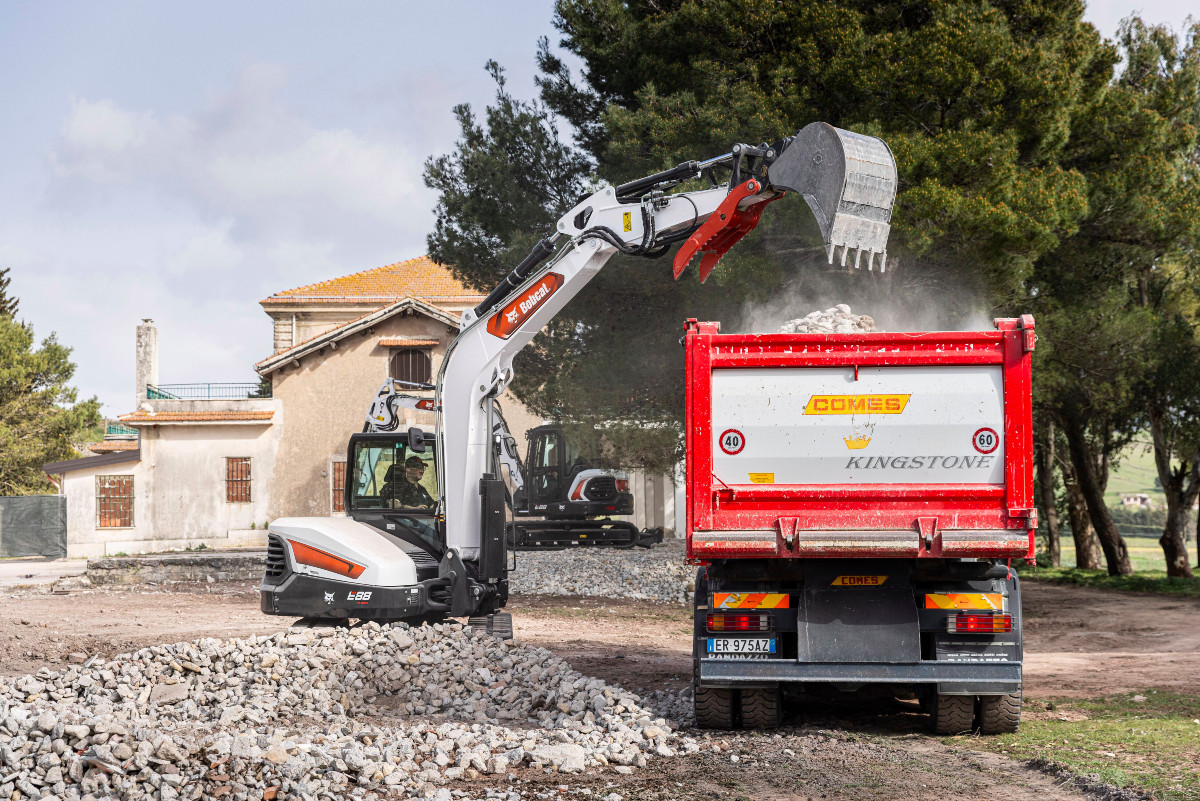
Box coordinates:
[1,579,1194,800]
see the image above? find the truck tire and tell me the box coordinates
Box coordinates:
[741,686,781,729]
[978,692,1021,734]
[932,694,975,735]
[693,681,736,729]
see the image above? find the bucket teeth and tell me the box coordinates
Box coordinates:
[767,122,897,277]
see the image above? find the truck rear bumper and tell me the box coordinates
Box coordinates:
[699,658,1021,695]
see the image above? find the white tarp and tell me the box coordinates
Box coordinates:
[710,365,1005,485]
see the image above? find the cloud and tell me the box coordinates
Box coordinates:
[18,62,439,416]
[50,62,433,250]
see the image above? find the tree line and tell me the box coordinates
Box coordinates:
[424,1,1200,578]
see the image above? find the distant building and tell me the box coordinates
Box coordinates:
[45,256,678,558]
[44,319,279,558]
[254,256,540,520]
[1120,493,1153,509]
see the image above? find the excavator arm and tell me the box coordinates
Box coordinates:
[437,122,898,559]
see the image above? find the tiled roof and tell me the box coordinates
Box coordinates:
[262,255,485,305]
[88,440,139,453]
[378,338,439,347]
[118,411,275,424]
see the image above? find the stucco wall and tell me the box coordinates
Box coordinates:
[63,400,281,558]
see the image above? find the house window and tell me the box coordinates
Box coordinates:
[390,349,431,386]
[226,457,252,503]
[97,475,134,528]
[331,461,347,513]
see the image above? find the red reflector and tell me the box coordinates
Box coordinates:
[949,613,1012,633]
[706,613,770,632]
[289,540,366,579]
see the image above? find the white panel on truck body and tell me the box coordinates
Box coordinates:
[710,365,1005,485]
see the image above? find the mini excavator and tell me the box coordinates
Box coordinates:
[261,122,897,630]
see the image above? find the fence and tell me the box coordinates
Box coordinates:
[0,496,67,559]
[146,383,271,400]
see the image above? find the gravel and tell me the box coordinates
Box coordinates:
[509,541,694,605]
[777,304,876,334]
[0,622,699,800]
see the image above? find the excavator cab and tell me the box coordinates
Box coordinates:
[506,424,659,550]
[345,431,442,569]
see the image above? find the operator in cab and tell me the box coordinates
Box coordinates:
[390,455,434,508]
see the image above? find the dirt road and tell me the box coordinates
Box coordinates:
[1,579,1192,800]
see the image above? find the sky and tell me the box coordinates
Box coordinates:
[1,1,1196,417]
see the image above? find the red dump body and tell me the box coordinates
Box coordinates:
[684,317,1037,562]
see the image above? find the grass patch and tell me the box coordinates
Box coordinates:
[1019,565,1200,598]
[956,692,1200,801]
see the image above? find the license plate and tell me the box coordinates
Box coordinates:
[707,638,776,655]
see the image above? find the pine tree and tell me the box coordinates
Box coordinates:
[0,267,18,319]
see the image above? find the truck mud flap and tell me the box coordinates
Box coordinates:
[798,575,920,664]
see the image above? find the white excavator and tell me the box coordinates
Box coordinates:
[260,122,898,633]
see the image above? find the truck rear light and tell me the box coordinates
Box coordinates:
[615,479,629,492]
[288,540,366,579]
[706,613,770,632]
[948,613,1012,633]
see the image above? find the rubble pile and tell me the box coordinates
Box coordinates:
[509,541,694,605]
[777,304,877,334]
[0,622,698,800]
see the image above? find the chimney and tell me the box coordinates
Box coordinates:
[135,319,158,409]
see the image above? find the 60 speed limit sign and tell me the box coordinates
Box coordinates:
[718,429,745,455]
[972,427,999,454]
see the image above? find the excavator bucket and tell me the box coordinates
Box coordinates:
[767,122,897,271]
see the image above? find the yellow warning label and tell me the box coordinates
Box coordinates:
[805,394,911,415]
[747,473,774,484]
[622,211,632,232]
[714,592,788,609]
[925,593,1003,610]
[831,575,888,587]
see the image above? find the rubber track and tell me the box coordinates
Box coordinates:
[693,682,736,729]
[741,687,781,729]
[933,694,975,735]
[978,692,1022,734]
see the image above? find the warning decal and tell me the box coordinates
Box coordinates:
[714,592,788,609]
[747,472,774,484]
[925,593,1003,610]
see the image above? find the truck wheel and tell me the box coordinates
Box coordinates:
[741,686,781,729]
[932,694,974,735]
[693,680,736,729]
[978,692,1021,734]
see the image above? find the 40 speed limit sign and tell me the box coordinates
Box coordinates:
[718,429,745,455]
[973,427,999,454]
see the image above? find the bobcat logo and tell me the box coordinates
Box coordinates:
[505,309,520,324]
[323,592,334,604]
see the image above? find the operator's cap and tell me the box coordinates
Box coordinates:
[405,456,426,468]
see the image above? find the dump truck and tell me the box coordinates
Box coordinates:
[685,316,1036,734]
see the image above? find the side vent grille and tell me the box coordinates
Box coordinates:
[265,534,288,580]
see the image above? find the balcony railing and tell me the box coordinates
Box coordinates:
[107,423,138,436]
[146,383,272,400]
